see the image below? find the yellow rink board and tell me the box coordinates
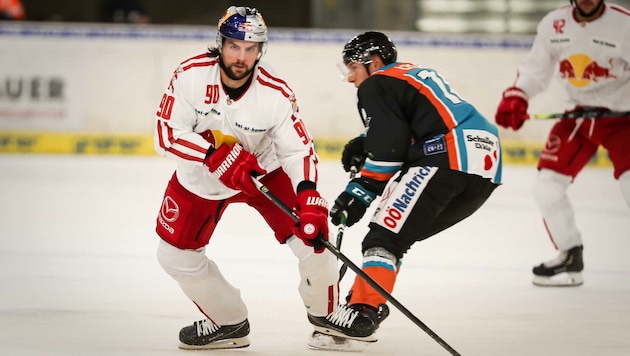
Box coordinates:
[0,131,612,167]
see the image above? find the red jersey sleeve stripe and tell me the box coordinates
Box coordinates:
[177,139,206,154]
[156,120,206,162]
[256,76,291,98]
[610,5,630,16]
[258,67,293,89]
[156,120,174,150]
[301,155,318,183]
[167,147,204,162]
[182,60,217,71]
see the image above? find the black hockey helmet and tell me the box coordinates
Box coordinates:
[342,31,397,66]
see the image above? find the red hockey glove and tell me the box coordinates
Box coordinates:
[495,86,529,130]
[204,143,266,195]
[293,189,329,253]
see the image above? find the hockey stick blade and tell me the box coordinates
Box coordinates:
[534,110,630,120]
[251,177,462,356]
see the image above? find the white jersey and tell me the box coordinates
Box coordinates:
[154,52,318,200]
[515,3,630,111]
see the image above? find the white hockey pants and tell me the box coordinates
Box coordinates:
[532,169,581,251]
[157,236,339,325]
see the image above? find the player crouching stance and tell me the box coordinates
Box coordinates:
[308,31,502,350]
[153,6,347,350]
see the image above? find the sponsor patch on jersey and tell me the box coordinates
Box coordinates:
[592,38,616,48]
[234,121,267,134]
[371,166,437,233]
[463,129,500,179]
[423,135,446,156]
[196,107,222,117]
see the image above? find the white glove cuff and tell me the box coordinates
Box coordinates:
[503,87,528,101]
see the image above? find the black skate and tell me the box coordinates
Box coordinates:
[340,291,390,329]
[307,304,390,351]
[372,303,390,328]
[178,318,250,350]
[532,245,584,287]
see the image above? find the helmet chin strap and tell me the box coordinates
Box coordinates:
[572,0,605,18]
[362,62,372,75]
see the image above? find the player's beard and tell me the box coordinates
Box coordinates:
[574,0,604,18]
[220,58,256,81]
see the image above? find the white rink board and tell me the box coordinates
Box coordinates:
[0,23,563,141]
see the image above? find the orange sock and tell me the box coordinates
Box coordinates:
[348,257,401,308]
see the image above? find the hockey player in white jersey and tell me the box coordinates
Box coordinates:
[495,0,630,286]
[153,6,341,349]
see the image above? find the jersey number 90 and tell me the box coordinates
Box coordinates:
[293,120,309,145]
[157,94,175,120]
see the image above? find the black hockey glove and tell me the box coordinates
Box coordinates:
[330,178,378,227]
[341,136,366,173]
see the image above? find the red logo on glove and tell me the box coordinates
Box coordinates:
[213,144,243,179]
[305,196,327,208]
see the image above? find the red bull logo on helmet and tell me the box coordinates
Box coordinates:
[559,54,616,87]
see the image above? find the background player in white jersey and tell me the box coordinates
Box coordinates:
[153,6,340,350]
[308,31,502,348]
[495,0,630,287]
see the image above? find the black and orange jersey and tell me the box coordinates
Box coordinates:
[356,62,502,186]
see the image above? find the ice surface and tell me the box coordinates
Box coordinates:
[1,155,628,356]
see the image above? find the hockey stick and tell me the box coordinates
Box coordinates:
[252,177,462,356]
[534,109,630,120]
[336,211,349,280]
[337,165,358,281]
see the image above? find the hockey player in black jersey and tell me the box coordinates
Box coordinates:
[309,31,503,350]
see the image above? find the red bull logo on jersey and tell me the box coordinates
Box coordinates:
[553,19,565,34]
[559,54,616,87]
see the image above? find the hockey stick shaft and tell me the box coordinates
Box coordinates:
[337,165,358,280]
[252,178,462,356]
[336,212,349,280]
[534,110,630,120]
[317,239,461,356]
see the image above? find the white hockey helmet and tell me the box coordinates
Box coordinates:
[216,6,268,58]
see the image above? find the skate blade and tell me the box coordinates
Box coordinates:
[533,272,583,287]
[178,336,250,350]
[308,332,373,352]
[312,326,377,342]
